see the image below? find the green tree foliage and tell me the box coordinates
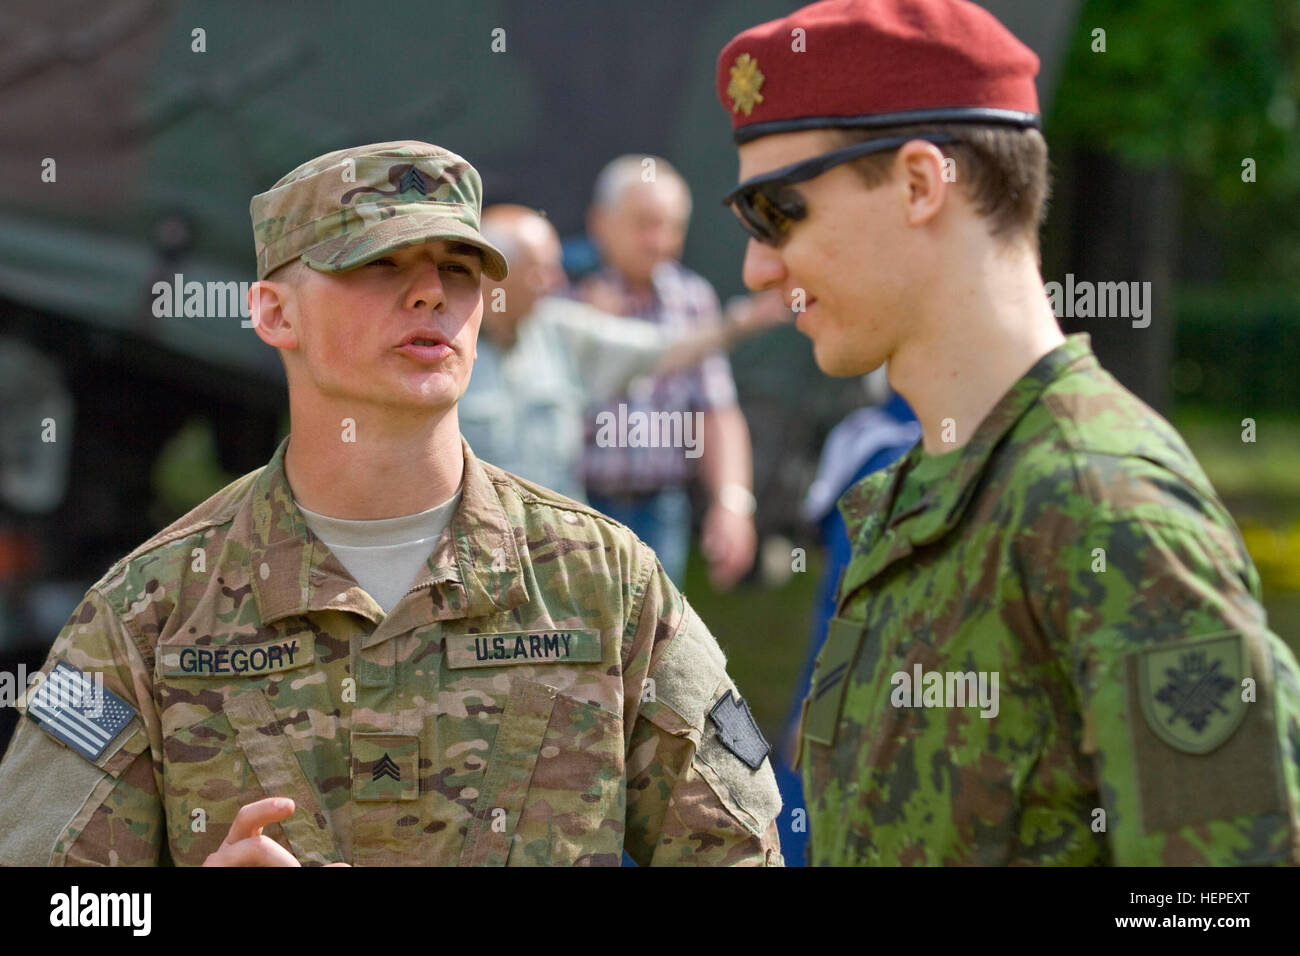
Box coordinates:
[1050,0,1300,283]
[1051,0,1300,191]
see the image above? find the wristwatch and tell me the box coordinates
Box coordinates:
[716,482,757,517]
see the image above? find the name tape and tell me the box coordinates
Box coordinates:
[445,630,602,669]
[160,635,315,678]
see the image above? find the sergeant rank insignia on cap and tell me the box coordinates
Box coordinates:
[25,661,136,763]
[398,165,428,197]
[710,690,771,769]
[727,53,765,116]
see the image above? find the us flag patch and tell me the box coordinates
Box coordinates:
[27,661,136,763]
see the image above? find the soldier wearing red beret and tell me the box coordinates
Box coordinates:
[717,0,1300,866]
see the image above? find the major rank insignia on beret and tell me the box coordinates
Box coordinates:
[727,53,765,117]
[715,0,1041,144]
[710,690,771,769]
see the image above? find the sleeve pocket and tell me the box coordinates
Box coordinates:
[695,721,783,837]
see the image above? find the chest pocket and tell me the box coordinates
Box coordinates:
[223,687,343,863]
[441,631,624,867]
[459,680,623,867]
[157,632,342,866]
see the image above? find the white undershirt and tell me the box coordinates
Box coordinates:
[297,487,463,614]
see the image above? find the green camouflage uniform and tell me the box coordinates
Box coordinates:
[0,438,783,865]
[798,334,1300,865]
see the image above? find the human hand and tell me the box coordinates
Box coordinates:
[723,289,791,333]
[202,797,340,866]
[701,502,757,591]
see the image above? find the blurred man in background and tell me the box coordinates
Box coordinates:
[580,156,758,590]
[466,204,786,503]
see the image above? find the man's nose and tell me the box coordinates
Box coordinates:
[741,238,786,292]
[645,225,674,255]
[406,259,448,311]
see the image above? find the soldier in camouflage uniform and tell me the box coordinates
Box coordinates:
[0,141,783,866]
[715,0,1300,865]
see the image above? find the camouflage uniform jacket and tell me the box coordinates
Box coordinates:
[0,437,783,865]
[798,333,1300,865]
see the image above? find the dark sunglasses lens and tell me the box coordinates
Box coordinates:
[734,187,796,245]
[731,196,776,244]
[761,188,806,243]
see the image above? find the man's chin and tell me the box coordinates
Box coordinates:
[812,341,879,379]
[379,380,463,415]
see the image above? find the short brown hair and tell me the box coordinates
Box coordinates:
[827,123,1050,246]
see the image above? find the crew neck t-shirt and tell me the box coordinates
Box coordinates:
[297,487,463,614]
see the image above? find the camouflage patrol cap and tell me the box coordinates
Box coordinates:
[250,140,508,281]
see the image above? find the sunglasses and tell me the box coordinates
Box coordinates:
[721,134,957,246]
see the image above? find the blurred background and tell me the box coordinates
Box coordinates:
[1,0,1297,847]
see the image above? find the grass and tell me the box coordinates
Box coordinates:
[681,545,823,741]
[1175,408,1300,655]
[1173,410,1300,517]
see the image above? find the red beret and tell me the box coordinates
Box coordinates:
[717,0,1040,144]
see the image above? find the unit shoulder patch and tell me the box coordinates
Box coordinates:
[1134,633,1249,754]
[1125,631,1285,832]
[709,690,771,770]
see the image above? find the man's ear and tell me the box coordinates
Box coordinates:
[896,139,950,229]
[248,279,299,350]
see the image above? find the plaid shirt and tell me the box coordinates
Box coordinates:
[581,261,738,496]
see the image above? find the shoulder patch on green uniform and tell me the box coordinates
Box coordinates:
[1126,631,1286,832]
[1134,632,1249,754]
[800,616,862,752]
